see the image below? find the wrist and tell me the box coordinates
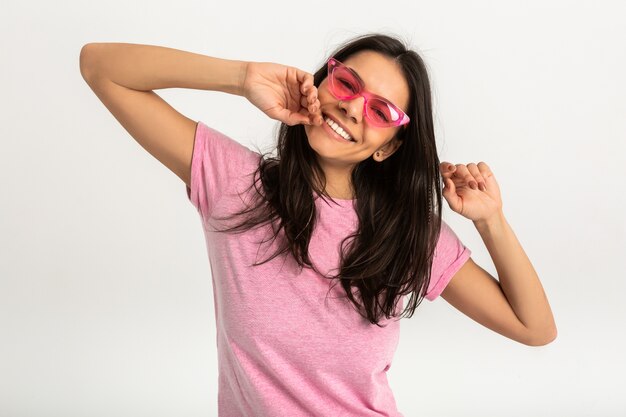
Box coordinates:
[473,210,506,233]
[237,60,250,97]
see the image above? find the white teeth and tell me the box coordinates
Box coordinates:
[324,117,353,141]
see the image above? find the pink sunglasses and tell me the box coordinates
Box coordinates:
[327,57,410,128]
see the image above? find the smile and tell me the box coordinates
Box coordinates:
[322,115,355,142]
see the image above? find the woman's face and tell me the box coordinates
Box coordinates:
[304,50,410,170]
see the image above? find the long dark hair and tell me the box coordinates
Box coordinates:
[212,32,443,327]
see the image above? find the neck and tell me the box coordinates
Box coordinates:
[314,159,355,200]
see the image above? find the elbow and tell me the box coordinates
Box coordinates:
[79,43,100,81]
[525,326,558,347]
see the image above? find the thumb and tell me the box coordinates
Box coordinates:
[273,107,309,126]
[442,177,459,211]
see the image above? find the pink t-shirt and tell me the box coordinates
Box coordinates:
[186,121,471,417]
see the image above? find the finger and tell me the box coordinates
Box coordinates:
[477,162,495,191]
[298,104,323,126]
[477,161,493,179]
[292,113,311,126]
[300,95,320,117]
[305,95,322,125]
[300,81,310,96]
[307,86,318,103]
[440,162,457,180]
[442,175,460,213]
[452,164,478,190]
[308,109,323,125]
[466,163,486,190]
[307,96,319,112]
[312,113,323,125]
[295,69,318,108]
[297,68,314,96]
[302,111,317,126]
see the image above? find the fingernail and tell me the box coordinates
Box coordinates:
[479,183,486,191]
[470,181,477,189]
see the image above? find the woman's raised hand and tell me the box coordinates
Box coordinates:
[440,161,503,224]
[241,61,324,126]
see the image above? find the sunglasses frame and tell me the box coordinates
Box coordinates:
[327,58,410,128]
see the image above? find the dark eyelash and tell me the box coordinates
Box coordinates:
[374,109,388,120]
[340,80,355,91]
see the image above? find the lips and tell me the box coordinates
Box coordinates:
[322,119,354,144]
[322,112,355,142]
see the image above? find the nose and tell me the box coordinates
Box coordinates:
[338,96,365,124]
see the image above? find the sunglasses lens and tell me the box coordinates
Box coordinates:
[331,66,360,98]
[367,98,402,126]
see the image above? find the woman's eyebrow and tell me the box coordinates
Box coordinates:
[348,65,366,86]
[347,64,400,107]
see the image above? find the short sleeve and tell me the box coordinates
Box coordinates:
[185,121,260,223]
[425,220,472,301]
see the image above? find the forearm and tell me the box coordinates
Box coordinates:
[79,42,248,95]
[474,211,557,343]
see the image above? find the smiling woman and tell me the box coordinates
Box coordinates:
[80,31,556,417]
[304,51,411,194]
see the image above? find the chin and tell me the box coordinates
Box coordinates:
[306,126,335,157]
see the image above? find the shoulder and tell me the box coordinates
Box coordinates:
[425,220,472,301]
[196,121,260,164]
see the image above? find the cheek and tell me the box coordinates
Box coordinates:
[317,81,334,102]
[364,132,388,147]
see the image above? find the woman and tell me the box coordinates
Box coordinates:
[80,33,556,417]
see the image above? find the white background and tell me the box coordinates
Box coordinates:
[1,0,625,416]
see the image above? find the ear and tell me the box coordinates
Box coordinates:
[373,137,403,162]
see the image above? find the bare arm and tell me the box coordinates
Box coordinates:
[80,42,248,94]
[439,162,556,346]
[79,42,249,187]
[442,211,557,346]
[474,212,557,343]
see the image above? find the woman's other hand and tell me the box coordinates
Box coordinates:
[440,161,503,223]
[242,61,323,126]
